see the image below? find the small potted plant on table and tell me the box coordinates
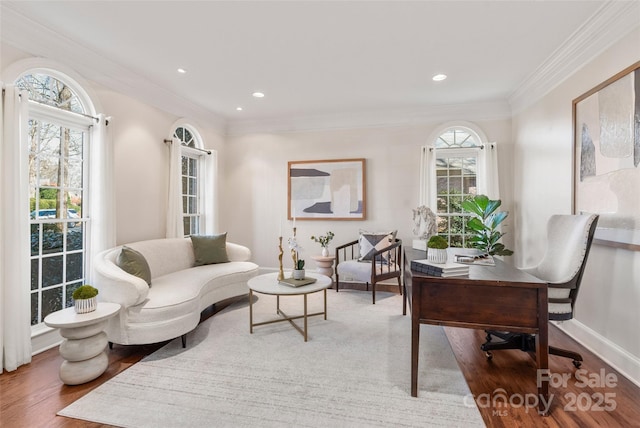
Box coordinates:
[73,284,99,314]
[427,235,449,264]
[293,259,306,280]
[311,231,335,257]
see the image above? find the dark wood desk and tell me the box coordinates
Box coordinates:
[403,248,549,414]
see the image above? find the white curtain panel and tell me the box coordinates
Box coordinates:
[419,145,436,208]
[87,114,116,279]
[0,84,32,372]
[166,138,184,238]
[203,150,217,234]
[478,142,500,200]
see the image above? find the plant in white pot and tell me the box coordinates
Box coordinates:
[427,235,449,264]
[73,284,99,313]
[461,194,514,256]
[293,259,305,280]
[310,231,335,257]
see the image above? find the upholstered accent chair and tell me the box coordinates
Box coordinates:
[481,214,599,368]
[335,231,402,304]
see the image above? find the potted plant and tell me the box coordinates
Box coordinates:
[310,231,335,257]
[461,194,514,256]
[72,284,99,313]
[293,259,305,280]
[427,235,449,264]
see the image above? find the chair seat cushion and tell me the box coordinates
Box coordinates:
[337,260,399,283]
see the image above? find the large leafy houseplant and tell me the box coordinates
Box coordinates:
[462,195,513,256]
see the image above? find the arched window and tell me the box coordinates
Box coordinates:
[15,71,94,326]
[421,123,498,248]
[173,125,205,236]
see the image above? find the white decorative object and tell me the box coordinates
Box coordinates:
[412,206,437,239]
[43,302,121,385]
[412,239,427,251]
[74,297,97,314]
[321,247,329,257]
[427,248,448,264]
[292,269,305,280]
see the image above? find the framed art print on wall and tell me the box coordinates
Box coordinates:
[288,158,366,220]
[573,61,640,250]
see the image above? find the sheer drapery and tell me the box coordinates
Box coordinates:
[88,114,115,277]
[166,138,184,238]
[1,84,32,372]
[478,142,500,200]
[202,150,217,234]
[419,145,436,207]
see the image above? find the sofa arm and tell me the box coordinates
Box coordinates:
[92,248,150,308]
[226,242,252,262]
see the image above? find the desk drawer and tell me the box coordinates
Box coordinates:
[419,282,540,330]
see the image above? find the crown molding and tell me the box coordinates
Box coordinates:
[226,100,512,136]
[0,3,228,134]
[509,1,640,115]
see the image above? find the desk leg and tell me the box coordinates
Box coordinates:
[537,288,550,415]
[411,312,419,397]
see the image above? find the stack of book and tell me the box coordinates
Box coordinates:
[410,259,469,277]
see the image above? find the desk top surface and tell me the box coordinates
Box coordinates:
[404,247,545,287]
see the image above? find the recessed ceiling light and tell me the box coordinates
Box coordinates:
[432,74,447,82]
[177,68,187,74]
[236,107,243,111]
[252,92,265,98]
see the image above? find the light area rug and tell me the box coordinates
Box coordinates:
[59,290,484,427]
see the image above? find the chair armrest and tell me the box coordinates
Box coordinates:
[335,240,360,265]
[370,239,403,281]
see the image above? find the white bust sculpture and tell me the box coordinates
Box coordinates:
[412,205,437,240]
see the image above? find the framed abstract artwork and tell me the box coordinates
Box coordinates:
[288,158,366,220]
[573,61,640,250]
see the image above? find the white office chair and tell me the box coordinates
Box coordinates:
[482,214,599,367]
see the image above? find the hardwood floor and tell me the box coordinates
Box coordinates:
[2,292,639,427]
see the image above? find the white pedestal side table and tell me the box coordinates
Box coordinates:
[44,302,120,385]
[311,255,336,279]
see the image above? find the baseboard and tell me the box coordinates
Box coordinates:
[31,326,63,356]
[554,319,640,387]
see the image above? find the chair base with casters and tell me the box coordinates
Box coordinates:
[480,214,598,369]
[335,238,402,304]
[481,331,583,368]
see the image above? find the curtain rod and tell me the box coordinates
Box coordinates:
[163,139,212,155]
[27,98,103,123]
[427,143,494,152]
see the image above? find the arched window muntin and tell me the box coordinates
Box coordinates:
[430,123,487,248]
[173,124,205,236]
[15,69,94,327]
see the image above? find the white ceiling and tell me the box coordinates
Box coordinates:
[1,1,638,133]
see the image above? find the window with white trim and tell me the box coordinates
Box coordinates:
[173,125,203,236]
[433,127,484,247]
[16,72,92,325]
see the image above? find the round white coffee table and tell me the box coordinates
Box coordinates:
[44,302,120,385]
[248,272,332,341]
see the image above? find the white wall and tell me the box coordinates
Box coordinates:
[224,119,513,270]
[512,28,640,384]
[92,84,226,245]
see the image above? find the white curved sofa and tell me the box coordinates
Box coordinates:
[93,237,258,346]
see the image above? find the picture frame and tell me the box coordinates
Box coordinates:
[572,61,640,251]
[288,158,366,221]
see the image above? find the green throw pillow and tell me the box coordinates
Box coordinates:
[191,233,229,266]
[117,246,152,286]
